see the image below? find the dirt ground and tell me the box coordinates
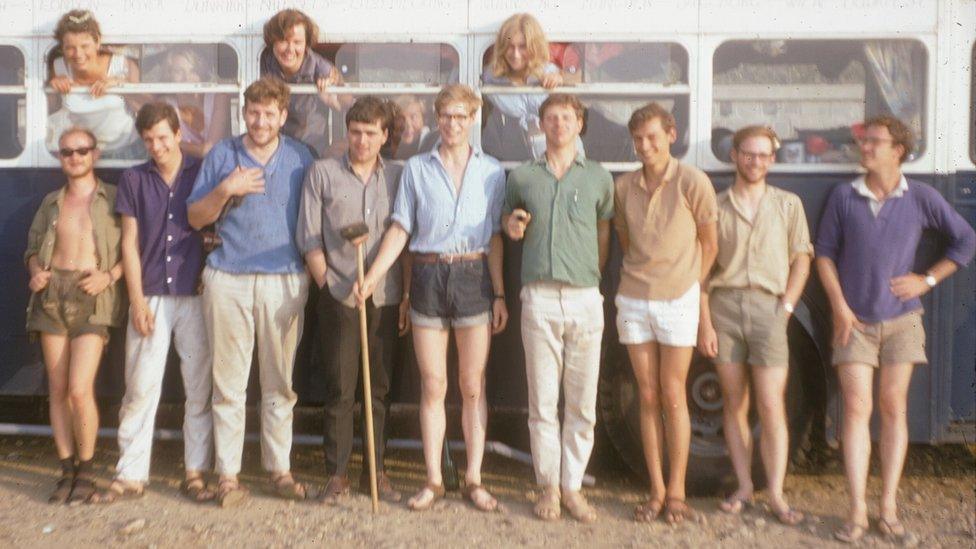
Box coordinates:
[0,435,972,548]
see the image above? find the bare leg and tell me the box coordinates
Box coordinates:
[751,364,795,519]
[877,363,913,527]
[715,362,753,509]
[410,325,450,507]
[66,334,104,461]
[837,363,874,530]
[455,323,495,510]
[41,334,73,459]
[625,341,666,506]
[659,344,695,504]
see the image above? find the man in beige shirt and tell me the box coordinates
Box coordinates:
[614,103,717,524]
[698,126,812,526]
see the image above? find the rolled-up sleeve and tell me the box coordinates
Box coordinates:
[922,185,976,267]
[814,186,844,262]
[296,164,325,254]
[787,194,814,262]
[390,163,416,234]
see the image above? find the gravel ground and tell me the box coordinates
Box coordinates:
[0,435,972,548]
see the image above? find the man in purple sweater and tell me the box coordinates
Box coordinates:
[815,116,975,543]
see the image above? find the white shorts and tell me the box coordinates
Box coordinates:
[615,282,700,347]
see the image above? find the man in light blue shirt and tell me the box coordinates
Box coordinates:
[187,78,313,507]
[356,84,508,513]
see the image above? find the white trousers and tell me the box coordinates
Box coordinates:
[520,282,604,491]
[116,295,212,482]
[202,267,309,476]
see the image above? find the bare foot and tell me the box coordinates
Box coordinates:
[562,490,597,523]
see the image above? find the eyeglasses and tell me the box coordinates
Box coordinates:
[736,151,775,163]
[854,137,894,147]
[437,113,470,123]
[59,146,95,158]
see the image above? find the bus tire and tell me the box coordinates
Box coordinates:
[598,323,819,496]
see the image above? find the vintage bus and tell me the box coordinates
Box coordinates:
[0,0,973,492]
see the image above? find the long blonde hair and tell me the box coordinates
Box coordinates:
[490,13,550,80]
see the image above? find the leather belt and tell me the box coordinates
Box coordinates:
[413,251,485,264]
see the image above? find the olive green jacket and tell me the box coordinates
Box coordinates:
[24,179,125,327]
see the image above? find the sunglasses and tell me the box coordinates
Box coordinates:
[59,146,95,158]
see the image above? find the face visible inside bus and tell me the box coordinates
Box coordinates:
[631,117,676,168]
[731,136,775,184]
[244,99,287,148]
[503,30,529,76]
[401,100,426,144]
[274,24,308,75]
[858,125,904,173]
[436,102,475,148]
[58,130,99,179]
[61,31,101,74]
[540,104,583,150]
[347,119,388,164]
[166,53,202,83]
[141,119,183,167]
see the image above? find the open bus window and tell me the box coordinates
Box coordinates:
[300,43,457,160]
[45,43,239,161]
[712,39,927,164]
[0,45,26,160]
[480,41,689,163]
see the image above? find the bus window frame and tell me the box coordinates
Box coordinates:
[970,41,975,167]
[35,37,245,170]
[0,40,30,167]
[700,34,935,175]
[252,35,465,156]
[474,34,697,173]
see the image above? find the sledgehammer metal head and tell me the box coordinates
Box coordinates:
[339,222,369,242]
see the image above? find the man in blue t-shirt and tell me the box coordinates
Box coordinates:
[815,115,975,543]
[187,77,314,507]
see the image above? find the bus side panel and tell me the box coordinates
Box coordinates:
[948,171,976,431]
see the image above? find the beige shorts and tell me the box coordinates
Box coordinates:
[831,310,927,367]
[709,287,789,368]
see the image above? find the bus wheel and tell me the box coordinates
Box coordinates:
[598,328,817,495]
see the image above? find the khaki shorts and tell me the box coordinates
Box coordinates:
[831,310,927,367]
[709,287,789,368]
[27,269,109,340]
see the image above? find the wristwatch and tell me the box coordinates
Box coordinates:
[924,273,937,288]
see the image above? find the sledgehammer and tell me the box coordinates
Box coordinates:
[340,222,379,513]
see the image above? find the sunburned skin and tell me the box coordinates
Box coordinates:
[51,132,100,271]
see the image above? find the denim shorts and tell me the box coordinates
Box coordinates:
[409,257,491,329]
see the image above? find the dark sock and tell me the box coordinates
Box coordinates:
[59,456,76,479]
[75,458,94,480]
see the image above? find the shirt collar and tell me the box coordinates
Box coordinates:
[147,154,194,179]
[532,150,587,170]
[341,153,385,178]
[56,177,110,203]
[636,156,677,192]
[429,143,482,165]
[851,174,908,201]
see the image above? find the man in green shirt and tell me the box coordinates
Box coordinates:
[503,94,613,523]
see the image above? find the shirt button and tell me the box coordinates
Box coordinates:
[168,213,173,220]
[166,277,172,284]
[166,256,172,262]
[365,208,371,215]
[167,235,173,242]
[169,192,174,198]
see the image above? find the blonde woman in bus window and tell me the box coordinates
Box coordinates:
[163,47,230,158]
[47,10,142,159]
[259,8,343,157]
[481,13,582,161]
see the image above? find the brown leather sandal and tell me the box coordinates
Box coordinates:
[180,477,216,503]
[271,473,308,501]
[461,483,498,512]
[407,483,445,511]
[217,479,249,508]
[87,480,145,504]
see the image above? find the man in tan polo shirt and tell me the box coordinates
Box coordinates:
[614,102,717,525]
[697,126,812,526]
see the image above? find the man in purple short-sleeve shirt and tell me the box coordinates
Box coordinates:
[814,116,975,543]
[97,103,213,503]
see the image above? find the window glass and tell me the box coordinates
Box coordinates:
[481,42,689,163]
[46,43,238,160]
[712,39,927,164]
[0,45,26,159]
[294,43,457,160]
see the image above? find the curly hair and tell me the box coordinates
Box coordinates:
[489,13,550,80]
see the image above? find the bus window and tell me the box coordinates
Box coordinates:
[481,41,689,164]
[303,43,458,160]
[712,39,927,165]
[0,45,26,160]
[46,43,239,161]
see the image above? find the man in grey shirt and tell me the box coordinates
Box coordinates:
[297,97,406,504]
